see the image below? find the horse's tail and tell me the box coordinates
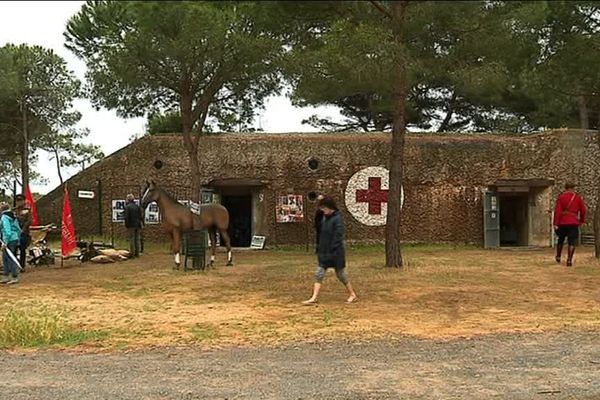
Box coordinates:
[215,204,230,231]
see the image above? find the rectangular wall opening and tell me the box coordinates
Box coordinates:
[485,179,554,248]
[221,195,253,247]
[499,193,529,247]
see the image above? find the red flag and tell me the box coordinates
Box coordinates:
[61,186,77,258]
[25,184,40,226]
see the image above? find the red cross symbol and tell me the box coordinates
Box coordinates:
[356,177,389,215]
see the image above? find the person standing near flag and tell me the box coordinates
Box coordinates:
[1,202,22,284]
[15,194,32,270]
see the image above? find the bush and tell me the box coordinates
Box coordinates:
[0,303,106,348]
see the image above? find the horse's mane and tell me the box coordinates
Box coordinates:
[153,184,218,213]
[156,186,186,208]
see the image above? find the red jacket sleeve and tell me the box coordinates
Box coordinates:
[554,197,562,226]
[579,197,587,225]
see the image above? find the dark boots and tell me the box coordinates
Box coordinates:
[556,243,576,267]
[566,245,576,267]
[555,244,563,264]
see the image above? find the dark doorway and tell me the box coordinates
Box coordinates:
[499,194,529,246]
[221,195,252,247]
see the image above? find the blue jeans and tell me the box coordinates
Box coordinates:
[3,241,19,278]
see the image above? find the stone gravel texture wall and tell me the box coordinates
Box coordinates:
[36,130,599,246]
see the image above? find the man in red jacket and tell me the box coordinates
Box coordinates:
[554,182,587,267]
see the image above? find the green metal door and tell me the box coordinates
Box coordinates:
[483,191,500,248]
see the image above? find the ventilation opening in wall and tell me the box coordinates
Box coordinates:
[308,191,318,201]
[307,157,319,171]
[153,160,163,170]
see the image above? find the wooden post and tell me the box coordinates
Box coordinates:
[138,184,144,254]
[97,179,103,236]
[110,185,114,247]
[12,180,17,207]
[305,195,310,253]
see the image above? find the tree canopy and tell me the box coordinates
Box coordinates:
[285,1,600,134]
[65,1,286,198]
[0,43,100,191]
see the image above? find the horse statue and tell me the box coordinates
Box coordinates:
[140,180,233,268]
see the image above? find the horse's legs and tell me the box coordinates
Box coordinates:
[172,229,182,270]
[219,228,233,266]
[209,228,217,267]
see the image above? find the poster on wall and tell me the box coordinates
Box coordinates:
[201,190,215,204]
[112,199,161,224]
[112,200,127,222]
[144,202,161,224]
[276,195,304,223]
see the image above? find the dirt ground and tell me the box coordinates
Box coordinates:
[1,331,600,399]
[2,245,600,399]
[1,245,599,349]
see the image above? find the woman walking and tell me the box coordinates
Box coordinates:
[303,196,357,304]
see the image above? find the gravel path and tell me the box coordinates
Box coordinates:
[1,331,599,399]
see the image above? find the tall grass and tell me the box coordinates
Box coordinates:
[0,303,107,348]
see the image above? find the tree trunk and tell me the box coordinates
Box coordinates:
[594,188,600,258]
[20,103,29,195]
[384,0,409,268]
[53,148,64,185]
[386,94,407,268]
[438,91,456,132]
[180,94,201,203]
[578,95,589,130]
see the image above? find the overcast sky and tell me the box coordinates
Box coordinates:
[0,1,341,194]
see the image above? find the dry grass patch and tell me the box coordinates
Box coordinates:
[1,244,599,350]
[0,301,108,348]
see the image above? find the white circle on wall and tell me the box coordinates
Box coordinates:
[344,166,403,226]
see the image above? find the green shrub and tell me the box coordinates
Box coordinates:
[0,303,107,348]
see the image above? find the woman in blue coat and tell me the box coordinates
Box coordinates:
[1,202,22,284]
[303,196,357,304]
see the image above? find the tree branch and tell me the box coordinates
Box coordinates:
[370,1,393,19]
[438,90,457,132]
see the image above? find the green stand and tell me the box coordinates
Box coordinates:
[183,230,208,271]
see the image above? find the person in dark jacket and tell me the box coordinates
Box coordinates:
[554,182,587,267]
[303,196,357,304]
[14,194,32,270]
[124,194,144,258]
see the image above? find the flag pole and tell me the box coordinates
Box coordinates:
[61,183,66,267]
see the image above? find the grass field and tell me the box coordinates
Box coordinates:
[1,244,599,350]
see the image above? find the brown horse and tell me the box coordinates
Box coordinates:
[140,180,233,268]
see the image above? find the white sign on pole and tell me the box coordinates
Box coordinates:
[78,190,95,199]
